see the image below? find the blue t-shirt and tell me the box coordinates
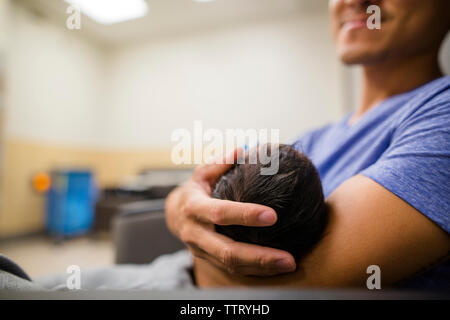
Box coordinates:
[293,75,450,290]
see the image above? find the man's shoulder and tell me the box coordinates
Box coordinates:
[410,75,450,107]
[392,76,450,129]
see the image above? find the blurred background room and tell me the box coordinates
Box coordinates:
[0,0,448,279]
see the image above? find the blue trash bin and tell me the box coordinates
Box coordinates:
[46,169,98,237]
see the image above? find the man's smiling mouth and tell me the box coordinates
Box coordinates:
[340,14,388,31]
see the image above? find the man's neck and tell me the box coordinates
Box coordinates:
[349,51,443,125]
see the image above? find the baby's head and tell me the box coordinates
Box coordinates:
[212,144,327,260]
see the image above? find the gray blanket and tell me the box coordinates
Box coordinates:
[1,250,195,291]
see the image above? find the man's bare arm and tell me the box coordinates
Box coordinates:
[286,174,450,287]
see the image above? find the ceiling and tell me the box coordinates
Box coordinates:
[16,0,329,46]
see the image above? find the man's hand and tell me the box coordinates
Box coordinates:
[165,150,296,276]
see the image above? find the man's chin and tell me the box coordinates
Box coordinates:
[338,48,388,66]
[339,54,368,66]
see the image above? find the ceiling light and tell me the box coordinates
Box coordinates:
[64,0,149,25]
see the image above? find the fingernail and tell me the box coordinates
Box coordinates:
[258,211,276,225]
[275,259,296,272]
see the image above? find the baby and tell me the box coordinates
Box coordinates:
[192,143,328,287]
[212,143,328,261]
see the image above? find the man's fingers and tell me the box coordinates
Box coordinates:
[188,197,277,227]
[181,147,293,277]
[190,227,296,275]
[216,238,297,275]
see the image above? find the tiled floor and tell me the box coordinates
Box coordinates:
[0,234,114,279]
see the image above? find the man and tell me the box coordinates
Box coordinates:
[166,0,450,288]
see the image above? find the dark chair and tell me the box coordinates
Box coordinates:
[113,199,185,264]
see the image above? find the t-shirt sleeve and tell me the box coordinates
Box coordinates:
[360,97,450,233]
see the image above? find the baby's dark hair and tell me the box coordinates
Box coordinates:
[212,144,327,261]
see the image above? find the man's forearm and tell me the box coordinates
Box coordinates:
[285,175,450,287]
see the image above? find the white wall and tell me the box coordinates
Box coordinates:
[5,5,344,150]
[440,31,450,76]
[103,13,344,148]
[5,4,107,147]
[0,0,9,52]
